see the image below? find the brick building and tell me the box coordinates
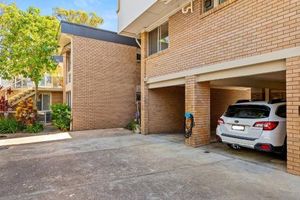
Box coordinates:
[118,0,300,175]
[59,21,140,131]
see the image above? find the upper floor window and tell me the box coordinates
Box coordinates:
[203,0,214,12]
[66,51,71,84]
[203,0,227,12]
[148,22,169,56]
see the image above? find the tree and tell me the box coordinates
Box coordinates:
[0,3,59,107]
[53,7,103,27]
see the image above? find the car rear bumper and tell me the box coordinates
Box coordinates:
[216,127,285,152]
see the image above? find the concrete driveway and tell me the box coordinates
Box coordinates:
[0,129,299,200]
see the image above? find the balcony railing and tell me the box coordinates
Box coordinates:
[0,76,63,89]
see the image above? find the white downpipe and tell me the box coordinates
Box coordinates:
[160,0,173,4]
[135,36,141,48]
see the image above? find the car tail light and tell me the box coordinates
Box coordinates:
[255,144,272,152]
[218,118,225,125]
[253,121,279,131]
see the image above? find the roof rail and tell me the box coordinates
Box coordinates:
[236,99,251,103]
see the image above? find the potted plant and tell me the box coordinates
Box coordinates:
[127,120,141,134]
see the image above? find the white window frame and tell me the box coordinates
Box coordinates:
[38,93,52,111]
[148,22,169,56]
[66,91,72,108]
[66,51,72,84]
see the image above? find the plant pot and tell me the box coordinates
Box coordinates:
[133,125,141,134]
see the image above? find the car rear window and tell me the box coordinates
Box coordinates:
[224,105,271,119]
[276,105,286,118]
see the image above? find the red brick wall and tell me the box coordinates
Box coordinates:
[211,88,251,131]
[286,56,300,176]
[51,92,63,105]
[71,36,140,131]
[148,86,185,133]
[145,0,300,78]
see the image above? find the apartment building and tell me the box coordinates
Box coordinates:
[118,0,300,175]
[59,21,141,131]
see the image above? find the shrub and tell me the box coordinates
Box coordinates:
[15,98,37,126]
[126,120,140,133]
[25,122,44,133]
[0,118,19,134]
[51,104,71,131]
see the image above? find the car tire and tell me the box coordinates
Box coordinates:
[279,139,287,160]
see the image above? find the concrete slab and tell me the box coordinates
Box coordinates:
[0,130,299,200]
[0,132,72,147]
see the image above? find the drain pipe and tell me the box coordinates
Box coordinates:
[135,36,141,48]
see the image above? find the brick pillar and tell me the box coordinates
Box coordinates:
[140,32,149,134]
[185,76,210,147]
[286,56,300,175]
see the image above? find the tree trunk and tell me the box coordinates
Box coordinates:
[34,81,39,110]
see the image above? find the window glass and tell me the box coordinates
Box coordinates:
[219,0,227,4]
[42,94,50,111]
[148,23,169,56]
[37,94,51,111]
[149,28,158,55]
[66,91,72,108]
[225,105,271,119]
[160,22,169,51]
[276,105,286,118]
[66,51,72,84]
[204,0,214,12]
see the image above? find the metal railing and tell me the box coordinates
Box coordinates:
[0,76,63,89]
[0,110,52,125]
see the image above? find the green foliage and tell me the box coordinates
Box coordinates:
[126,120,140,132]
[53,7,103,27]
[0,118,19,134]
[0,3,59,106]
[51,104,71,131]
[25,122,44,133]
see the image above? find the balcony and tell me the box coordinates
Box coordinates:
[0,75,63,91]
[118,0,192,37]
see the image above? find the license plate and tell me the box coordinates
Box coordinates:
[232,125,245,131]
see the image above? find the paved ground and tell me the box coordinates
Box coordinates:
[0,129,299,200]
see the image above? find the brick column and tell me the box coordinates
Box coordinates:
[140,32,149,134]
[185,76,210,147]
[286,56,300,175]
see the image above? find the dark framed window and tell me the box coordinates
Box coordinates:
[148,22,169,56]
[203,0,214,12]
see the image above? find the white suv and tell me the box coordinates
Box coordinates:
[216,100,286,155]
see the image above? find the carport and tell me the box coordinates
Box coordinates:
[210,70,286,137]
[145,85,185,134]
[145,53,300,175]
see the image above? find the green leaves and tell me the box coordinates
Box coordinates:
[53,7,104,28]
[0,3,59,82]
[51,104,71,131]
